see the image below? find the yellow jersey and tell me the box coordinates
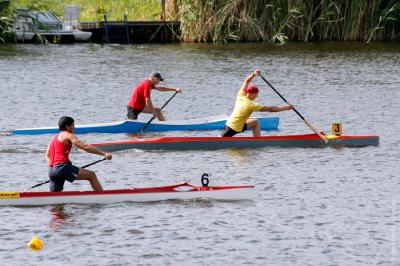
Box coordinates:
[226,89,262,132]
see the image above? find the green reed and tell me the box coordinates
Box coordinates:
[0,0,13,43]
[178,0,400,42]
[6,0,400,43]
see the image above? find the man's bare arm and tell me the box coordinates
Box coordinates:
[45,144,51,164]
[260,104,294,112]
[69,134,112,159]
[153,87,182,92]
[240,69,261,91]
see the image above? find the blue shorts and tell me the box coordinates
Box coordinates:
[48,162,80,192]
[127,105,143,120]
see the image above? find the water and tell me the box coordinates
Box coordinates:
[0,42,399,265]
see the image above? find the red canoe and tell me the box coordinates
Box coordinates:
[91,133,379,152]
[0,182,255,206]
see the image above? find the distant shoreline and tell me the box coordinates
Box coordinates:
[5,1,400,44]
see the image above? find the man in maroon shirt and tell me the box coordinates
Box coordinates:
[127,72,182,121]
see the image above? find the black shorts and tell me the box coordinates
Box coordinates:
[48,162,80,192]
[127,105,143,120]
[220,124,248,137]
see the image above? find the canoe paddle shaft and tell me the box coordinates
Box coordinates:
[28,158,107,190]
[80,158,107,169]
[259,74,328,144]
[141,91,179,132]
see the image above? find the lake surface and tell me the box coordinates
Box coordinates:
[0,42,399,265]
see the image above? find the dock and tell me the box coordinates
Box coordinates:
[80,20,180,44]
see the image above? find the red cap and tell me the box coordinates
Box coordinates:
[244,85,259,94]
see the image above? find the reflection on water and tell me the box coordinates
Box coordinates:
[225,148,254,158]
[49,206,71,229]
[225,148,256,163]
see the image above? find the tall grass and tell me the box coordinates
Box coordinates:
[178,0,400,42]
[0,0,13,43]
[13,0,162,21]
[5,0,400,43]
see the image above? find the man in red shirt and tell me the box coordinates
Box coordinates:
[127,72,182,121]
[45,116,112,192]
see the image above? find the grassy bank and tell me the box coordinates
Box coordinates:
[13,0,162,21]
[178,0,400,43]
[3,0,400,43]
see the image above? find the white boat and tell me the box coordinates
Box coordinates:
[0,182,255,206]
[12,6,91,43]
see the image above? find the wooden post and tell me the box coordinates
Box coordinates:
[161,0,165,20]
[104,13,109,44]
[124,13,130,44]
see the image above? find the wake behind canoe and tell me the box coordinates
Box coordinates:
[92,133,379,152]
[0,182,255,206]
[10,116,279,135]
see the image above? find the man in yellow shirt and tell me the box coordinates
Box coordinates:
[221,69,294,137]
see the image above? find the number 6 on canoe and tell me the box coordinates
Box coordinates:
[28,158,107,190]
[141,91,179,132]
[259,74,328,144]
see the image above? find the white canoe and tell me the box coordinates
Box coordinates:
[0,182,255,206]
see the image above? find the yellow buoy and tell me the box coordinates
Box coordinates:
[27,236,44,251]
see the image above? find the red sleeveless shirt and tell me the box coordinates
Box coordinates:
[127,79,154,110]
[48,133,72,166]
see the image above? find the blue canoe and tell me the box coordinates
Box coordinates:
[11,116,279,135]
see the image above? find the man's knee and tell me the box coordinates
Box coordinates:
[88,171,98,181]
[78,170,96,181]
[248,119,259,128]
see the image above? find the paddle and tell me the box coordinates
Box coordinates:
[141,91,179,132]
[28,158,107,190]
[259,74,328,144]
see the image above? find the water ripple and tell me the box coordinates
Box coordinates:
[0,42,399,265]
